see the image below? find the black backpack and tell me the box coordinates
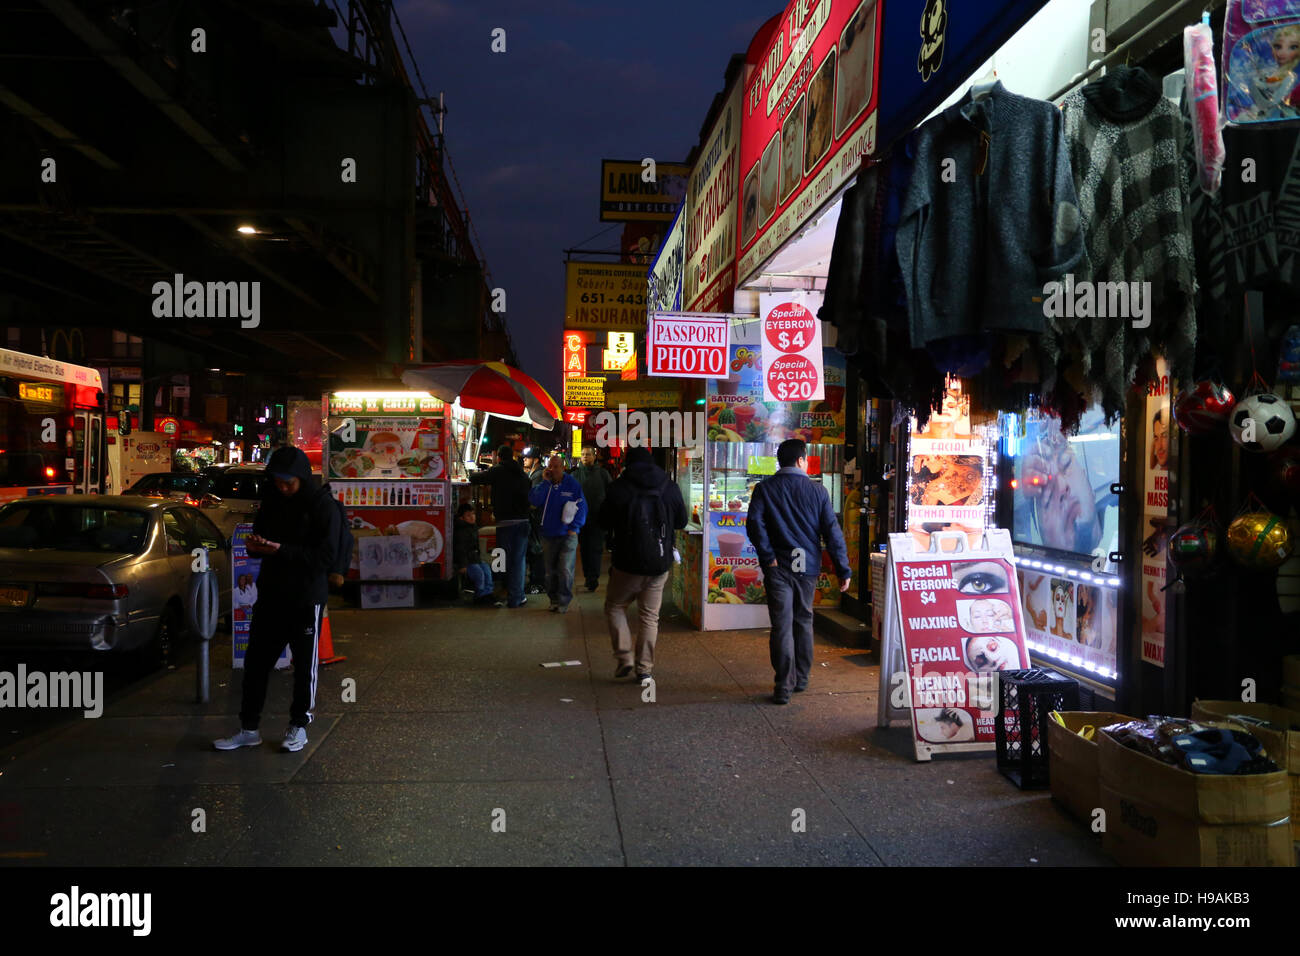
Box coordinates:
[330,495,355,580]
[624,484,672,574]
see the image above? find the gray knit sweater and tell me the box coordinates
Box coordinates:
[1054,78,1197,419]
[897,82,1085,351]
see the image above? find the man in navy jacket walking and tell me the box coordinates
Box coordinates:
[746,438,851,704]
[529,453,588,613]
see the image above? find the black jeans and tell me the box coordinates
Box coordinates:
[240,600,321,730]
[578,524,605,586]
[763,565,816,694]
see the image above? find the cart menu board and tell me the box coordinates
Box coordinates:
[881,531,1030,760]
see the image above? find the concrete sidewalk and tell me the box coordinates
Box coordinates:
[0,590,1110,866]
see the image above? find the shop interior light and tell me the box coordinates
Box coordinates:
[1053,565,1066,574]
[332,391,436,400]
[237,225,258,235]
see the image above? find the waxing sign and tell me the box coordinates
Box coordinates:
[760,292,824,402]
[646,312,730,380]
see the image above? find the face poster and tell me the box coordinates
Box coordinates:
[1017,568,1118,677]
[894,555,1030,745]
[1012,406,1120,560]
[1140,359,1171,666]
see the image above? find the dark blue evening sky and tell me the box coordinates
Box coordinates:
[398,0,776,399]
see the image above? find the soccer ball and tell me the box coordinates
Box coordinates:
[1174,380,1235,434]
[1168,523,1218,576]
[1226,511,1294,570]
[1228,393,1296,453]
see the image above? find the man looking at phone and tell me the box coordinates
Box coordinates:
[214,446,339,753]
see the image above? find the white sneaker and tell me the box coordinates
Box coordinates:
[213,728,262,751]
[281,725,308,752]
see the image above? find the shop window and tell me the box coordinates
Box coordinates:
[111,330,143,360]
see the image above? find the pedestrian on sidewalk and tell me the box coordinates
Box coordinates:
[453,502,499,605]
[599,446,687,682]
[468,444,532,608]
[573,446,612,591]
[746,438,851,705]
[529,453,587,613]
[214,446,339,753]
[522,445,547,595]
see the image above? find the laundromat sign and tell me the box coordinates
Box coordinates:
[736,0,882,287]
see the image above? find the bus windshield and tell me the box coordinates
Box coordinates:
[0,375,71,487]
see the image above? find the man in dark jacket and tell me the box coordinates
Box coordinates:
[746,438,851,705]
[598,446,687,682]
[214,445,339,752]
[468,444,532,608]
[522,445,547,594]
[573,446,612,591]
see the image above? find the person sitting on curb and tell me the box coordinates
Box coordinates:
[453,502,500,606]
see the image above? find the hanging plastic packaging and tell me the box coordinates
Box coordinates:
[1223,0,1300,124]
[1185,18,1225,193]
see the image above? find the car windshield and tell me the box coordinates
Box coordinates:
[131,473,204,494]
[0,503,150,553]
[212,473,264,499]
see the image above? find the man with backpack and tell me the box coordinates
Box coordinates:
[214,445,339,753]
[746,438,851,705]
[598,446,687,682]
[468,444,532,608]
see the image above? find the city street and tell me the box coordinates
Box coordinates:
[0,593,1108,867]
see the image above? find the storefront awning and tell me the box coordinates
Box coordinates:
[876,0,1051,151]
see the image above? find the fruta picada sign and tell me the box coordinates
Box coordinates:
[646,311,730,379]
[760,292,824,402]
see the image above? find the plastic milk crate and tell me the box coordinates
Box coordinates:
[994,669,1079,789]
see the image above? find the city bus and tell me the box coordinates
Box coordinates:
[0,347,106,504]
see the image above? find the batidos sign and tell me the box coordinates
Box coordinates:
[646,311,732,380]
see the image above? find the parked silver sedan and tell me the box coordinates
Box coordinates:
[0,496,232,664]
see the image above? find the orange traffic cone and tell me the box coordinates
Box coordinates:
[318,605,347,665]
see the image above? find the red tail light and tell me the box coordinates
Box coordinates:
[44,466,57,479]
[86,584,129,599]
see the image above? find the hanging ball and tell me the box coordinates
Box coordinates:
[1226,511,1294,570]
[1228,393,1296,453]
[1168,523,1219,576]
[1174,380,1235,435]
[1267,445,1300,501]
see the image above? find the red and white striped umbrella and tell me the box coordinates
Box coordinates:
[400,361,561,429]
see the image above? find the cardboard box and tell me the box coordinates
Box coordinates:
[1190,700,1300,844]
[1100,783,1294,866]
[1098,730,1290,824]
[1189,701,1300,773]
[1048,711,1134,824]
[1097,730,1293,867]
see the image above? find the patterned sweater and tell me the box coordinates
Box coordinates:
[1055,72,1197,419]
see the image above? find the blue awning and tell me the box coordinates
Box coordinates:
[876,0,1052,151]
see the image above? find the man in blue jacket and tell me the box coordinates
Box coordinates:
[746,438,851,704]
[529,453,588,613]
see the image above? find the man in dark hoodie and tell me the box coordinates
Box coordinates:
[468,444,532,608]
[598,446,687,682]
[214,445,339,753]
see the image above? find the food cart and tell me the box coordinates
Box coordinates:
[323,390,454,608]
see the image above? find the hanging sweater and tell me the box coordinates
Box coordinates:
[896,82,1085,352]
[1057,67,1198,419]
